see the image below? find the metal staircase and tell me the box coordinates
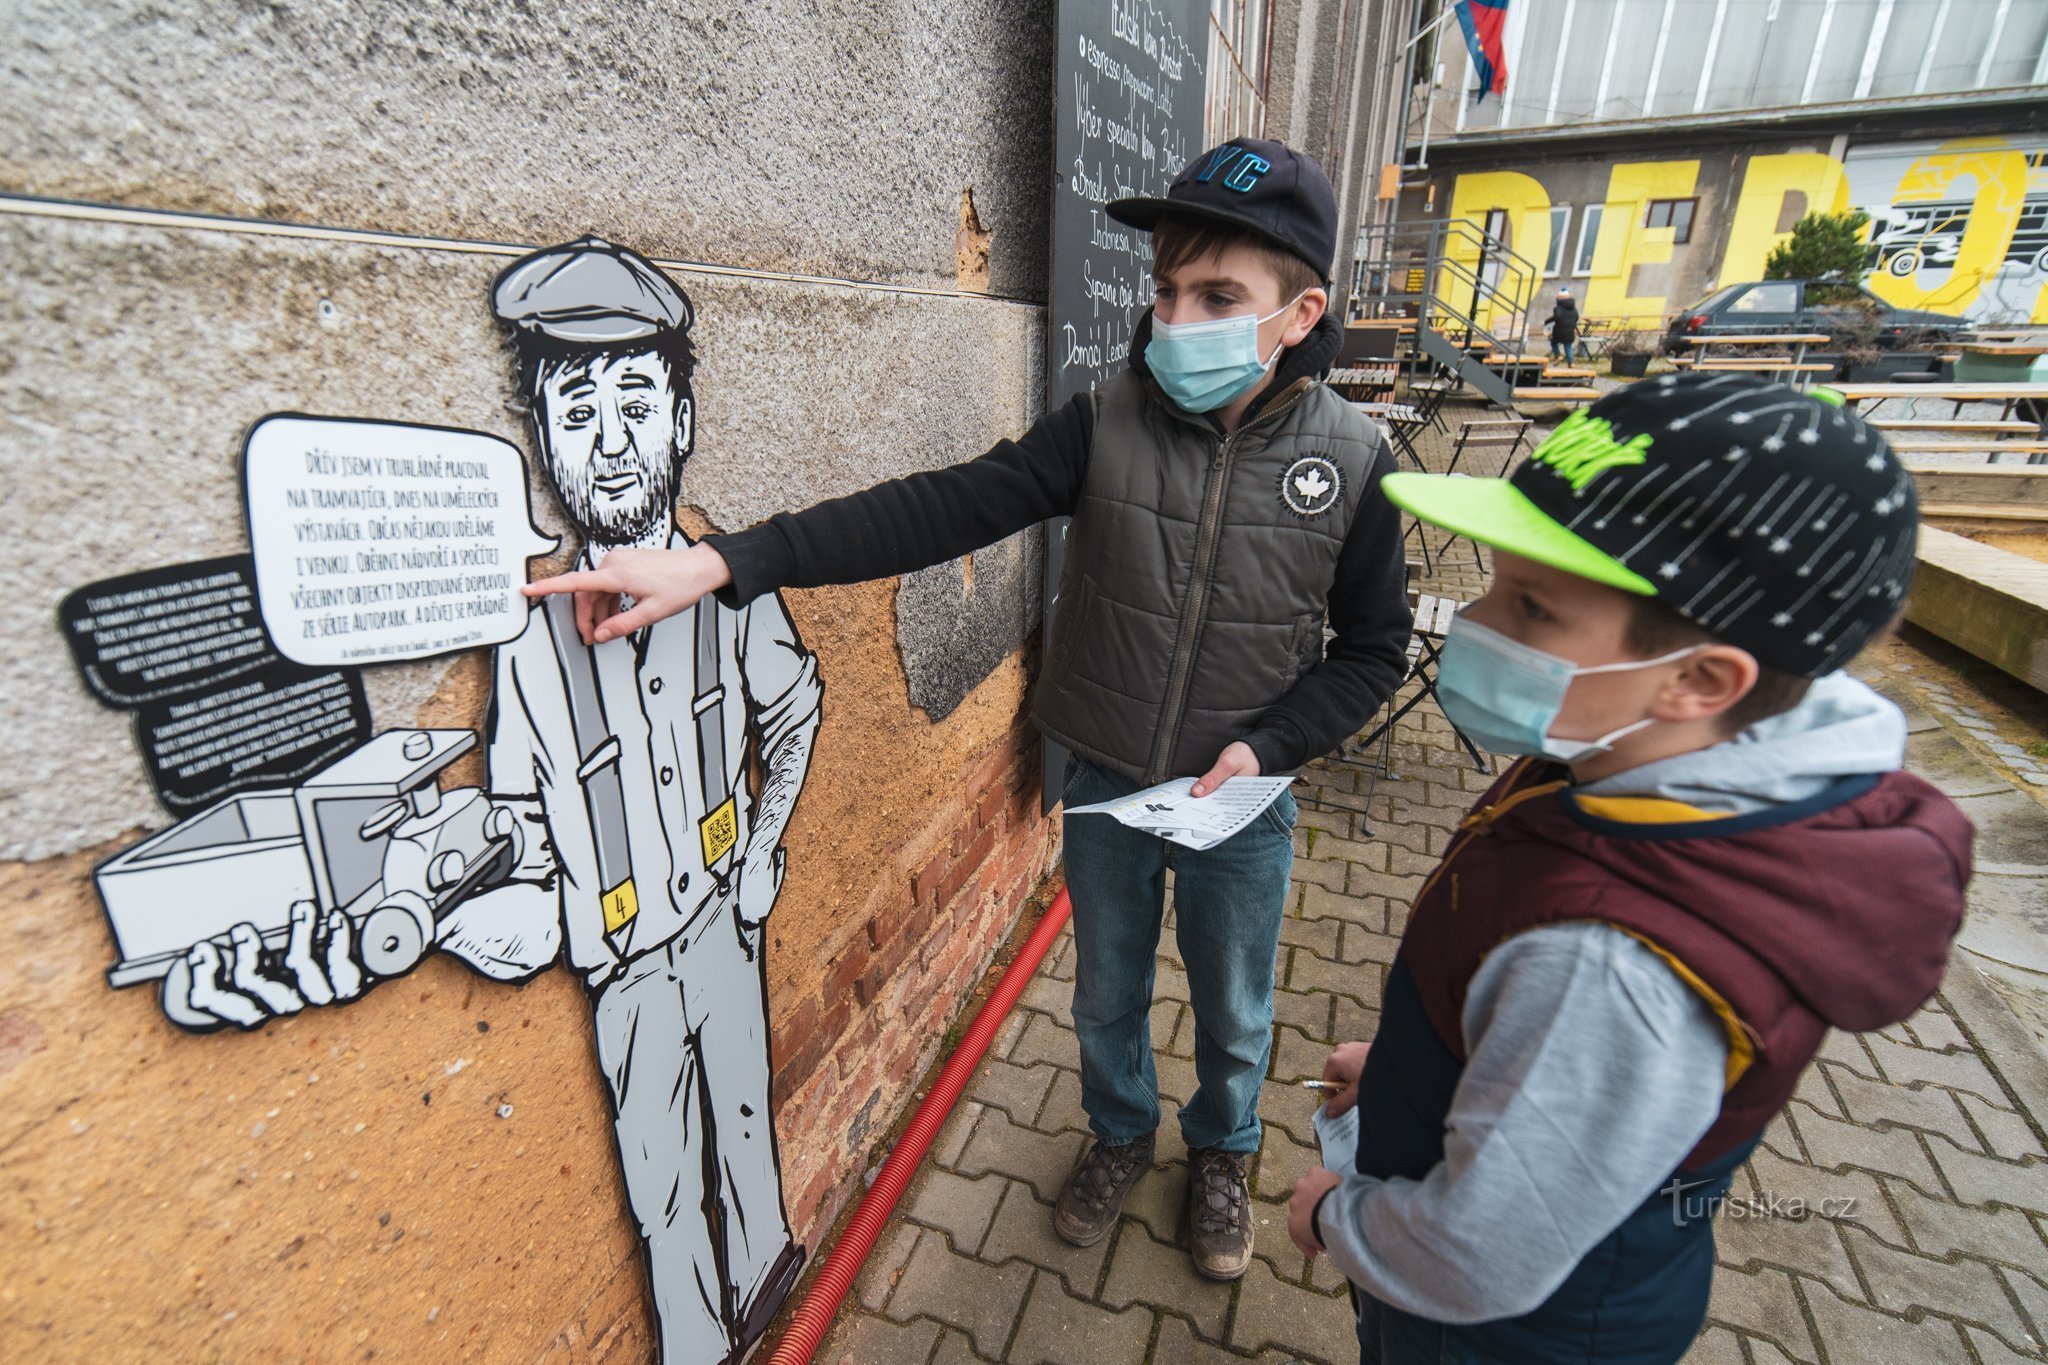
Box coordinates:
[1351,218,1542,409]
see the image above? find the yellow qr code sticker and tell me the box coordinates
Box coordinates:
[601,878,639,934]
[699,795,739,867]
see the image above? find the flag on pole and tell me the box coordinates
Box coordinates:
[1456,0,1509,103]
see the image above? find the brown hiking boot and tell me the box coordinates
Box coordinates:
[1188,1147,1254,1280]
[1053,1132,1155,1247]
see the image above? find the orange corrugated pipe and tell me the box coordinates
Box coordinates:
[765,886,1073,1365]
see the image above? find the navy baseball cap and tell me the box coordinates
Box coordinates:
[1107,138,1338,284]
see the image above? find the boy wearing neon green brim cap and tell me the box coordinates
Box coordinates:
[1289,372,1973,1364]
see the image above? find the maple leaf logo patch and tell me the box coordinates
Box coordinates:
[1280,455,1342,517]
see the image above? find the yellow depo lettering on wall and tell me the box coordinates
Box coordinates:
[1585,160,1700,329]
[1722,153,1850,285]
[1866,138,2029,315]
[1442,171,1553,334]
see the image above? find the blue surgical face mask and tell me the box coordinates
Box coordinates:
[1145,293,1306,413]
[1436,614,1701,763]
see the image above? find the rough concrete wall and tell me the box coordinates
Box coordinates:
[1,0,1055,300]
[0,214,1044,861]
[898,530,1044,722]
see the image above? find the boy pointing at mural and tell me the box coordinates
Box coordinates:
[529,139,1414,1280]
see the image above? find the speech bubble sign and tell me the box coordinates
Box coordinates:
[244,414,559,666]
[59,554,374,814]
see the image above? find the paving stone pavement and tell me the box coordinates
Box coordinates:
[817,401,2048,1365]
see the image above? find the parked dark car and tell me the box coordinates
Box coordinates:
[1662,280,1965,353]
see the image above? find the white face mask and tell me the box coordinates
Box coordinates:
[1436,614,1702,763]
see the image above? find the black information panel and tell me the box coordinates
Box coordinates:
[60,555,371,815]
[1042,0,1208,811]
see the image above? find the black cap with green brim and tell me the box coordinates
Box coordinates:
[1381,372,1918,677]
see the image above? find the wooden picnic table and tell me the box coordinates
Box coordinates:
[1883,440,2048,459]
[1680,331,1830,362]
[1831,382,2048,413]
[1834,383,2048,455]
[1513,386,1602,405]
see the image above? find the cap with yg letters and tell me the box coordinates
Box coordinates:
[492,236,693,343]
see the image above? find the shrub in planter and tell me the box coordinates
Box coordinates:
[1841,351,1938,382]
[1607,330,1654,378]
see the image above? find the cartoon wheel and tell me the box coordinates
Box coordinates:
[1886,251,1921,278]
[359,891,435,977]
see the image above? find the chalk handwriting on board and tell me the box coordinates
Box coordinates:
[1041,0,1208,813]
[1052,0,1205,402]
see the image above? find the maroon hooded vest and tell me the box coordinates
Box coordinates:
[1400,759,1973,1168]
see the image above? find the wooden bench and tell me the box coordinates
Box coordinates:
[1884,440,2048,458]
[1542,366,1597,379]
[1513,386,1603,403]
[1351,402,1423,425]
[1873,419,2039,435]
[1702,360,1835,373]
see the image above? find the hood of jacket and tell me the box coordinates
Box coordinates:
[1556,672,1968,1032]
[1576,671,1908,815]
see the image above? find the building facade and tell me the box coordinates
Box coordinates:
[1394,0,2048,336]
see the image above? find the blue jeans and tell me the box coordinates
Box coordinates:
[1059,756,1295,1153]
[1355,1289,1502,1364]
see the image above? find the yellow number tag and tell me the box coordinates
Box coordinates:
[699,795,739,867]
[601,878,638,934]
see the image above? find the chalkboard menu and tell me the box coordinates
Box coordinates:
[1047,0,1209,408]
[1042,0,1208,810]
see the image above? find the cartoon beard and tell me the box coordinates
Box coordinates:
[546,433,682,547]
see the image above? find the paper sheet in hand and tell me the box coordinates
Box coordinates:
[1312,1102,1359,1171]
[1065,776,1295,851]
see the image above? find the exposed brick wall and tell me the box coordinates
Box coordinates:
[771,718,1060,1246]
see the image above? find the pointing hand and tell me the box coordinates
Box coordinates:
[522,542,734,645]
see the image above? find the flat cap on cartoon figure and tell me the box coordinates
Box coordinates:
[491,236,694,343]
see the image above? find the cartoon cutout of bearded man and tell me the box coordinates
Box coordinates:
[171,238,823,1364]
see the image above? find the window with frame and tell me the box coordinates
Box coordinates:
[1727,282,1798,314]
[1545,205,1572,276]
[1645,198,1697,244]
[1573,204,1605,275]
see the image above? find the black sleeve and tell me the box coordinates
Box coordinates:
[1241,440,1414,775]
[707,393,1095,605]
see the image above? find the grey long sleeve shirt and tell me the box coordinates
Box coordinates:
[1313,920,1728,1323]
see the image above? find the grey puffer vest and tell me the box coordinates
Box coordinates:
[1034,370,1386,783]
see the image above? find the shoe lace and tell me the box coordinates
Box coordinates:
[1192,1150,1248,1234]
[1074,1139,1146,1208]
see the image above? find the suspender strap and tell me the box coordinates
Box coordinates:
[544,596,638,937]
[693,601,737,886]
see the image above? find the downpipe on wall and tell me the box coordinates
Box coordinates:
[765,886,1075,1365]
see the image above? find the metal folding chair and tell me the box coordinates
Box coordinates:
[1322,592,1491,833]
[1404,419,1532,573]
